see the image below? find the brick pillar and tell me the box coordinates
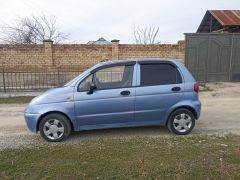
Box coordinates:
[177,40,185,62]
[43,39,54,67]
[0,47,3,67]
[111,39,120,60]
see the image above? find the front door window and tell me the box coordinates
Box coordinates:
[78,65,134,91]
[94,65,133,89]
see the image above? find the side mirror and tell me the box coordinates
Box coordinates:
[87,83,97,94]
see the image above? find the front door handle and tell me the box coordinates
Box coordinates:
[120,90,130,96]
[172,87,181,92]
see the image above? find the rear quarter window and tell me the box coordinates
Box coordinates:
[140,64,182,86]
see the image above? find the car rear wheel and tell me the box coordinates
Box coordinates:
[39,113,71,142]
[167,108,195,135]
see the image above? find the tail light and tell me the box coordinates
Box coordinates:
[194,83,199,93]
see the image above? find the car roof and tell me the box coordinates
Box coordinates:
[99,58,182,65]
[91,58,182,73]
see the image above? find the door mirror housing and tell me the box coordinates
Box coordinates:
[87,83,97,94]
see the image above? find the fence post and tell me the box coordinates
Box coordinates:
[2,68,6,93]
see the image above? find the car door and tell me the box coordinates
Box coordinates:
[74,63,136,130]
[135,62,184,125]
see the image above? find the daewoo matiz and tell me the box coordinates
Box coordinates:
[25,59,201,142]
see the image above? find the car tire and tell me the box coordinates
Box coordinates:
[39,113,71,142]
[167,108,195,135]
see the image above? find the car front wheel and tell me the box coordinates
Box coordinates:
[39,113,71,142]
[167,108,195,135]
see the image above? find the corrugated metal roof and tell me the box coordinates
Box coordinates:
[209,10,240,26]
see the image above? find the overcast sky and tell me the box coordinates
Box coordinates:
[0,0,239,44]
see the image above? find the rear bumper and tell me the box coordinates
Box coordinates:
[194,100,201,119]
[24,113,41,133]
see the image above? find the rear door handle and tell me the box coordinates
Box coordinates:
[120,90,130,96]
[172,87,181,92]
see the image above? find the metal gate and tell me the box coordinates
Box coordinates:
[185,33,240,83]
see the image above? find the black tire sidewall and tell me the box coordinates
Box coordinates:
[39,113,71,142]
[168,109,195,135]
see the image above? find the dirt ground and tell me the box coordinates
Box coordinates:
[0,82,240,149]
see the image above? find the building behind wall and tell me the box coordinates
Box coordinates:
[197,10,240,33]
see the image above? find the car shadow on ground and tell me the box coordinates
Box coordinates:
[68,126,172,141]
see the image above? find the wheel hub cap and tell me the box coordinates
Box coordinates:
[49,125,58,133]
[43,119,64,140]
[173,113,192,133]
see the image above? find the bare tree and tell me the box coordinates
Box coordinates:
[0,14,68,44]
[133,26,160,44]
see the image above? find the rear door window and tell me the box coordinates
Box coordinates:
[140,64,182,86]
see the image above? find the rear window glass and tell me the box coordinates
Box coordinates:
[140,64,182,86]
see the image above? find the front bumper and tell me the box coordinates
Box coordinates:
[24,113,41,133]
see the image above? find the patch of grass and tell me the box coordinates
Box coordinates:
[0,135,240,179]
[0,96,35,104]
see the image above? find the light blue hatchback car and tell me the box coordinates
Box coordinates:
[25,59,201,142]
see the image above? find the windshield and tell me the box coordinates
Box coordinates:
[64,73,83,87]
[63,66,96,87]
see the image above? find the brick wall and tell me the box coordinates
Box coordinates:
[0,40,185,71]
